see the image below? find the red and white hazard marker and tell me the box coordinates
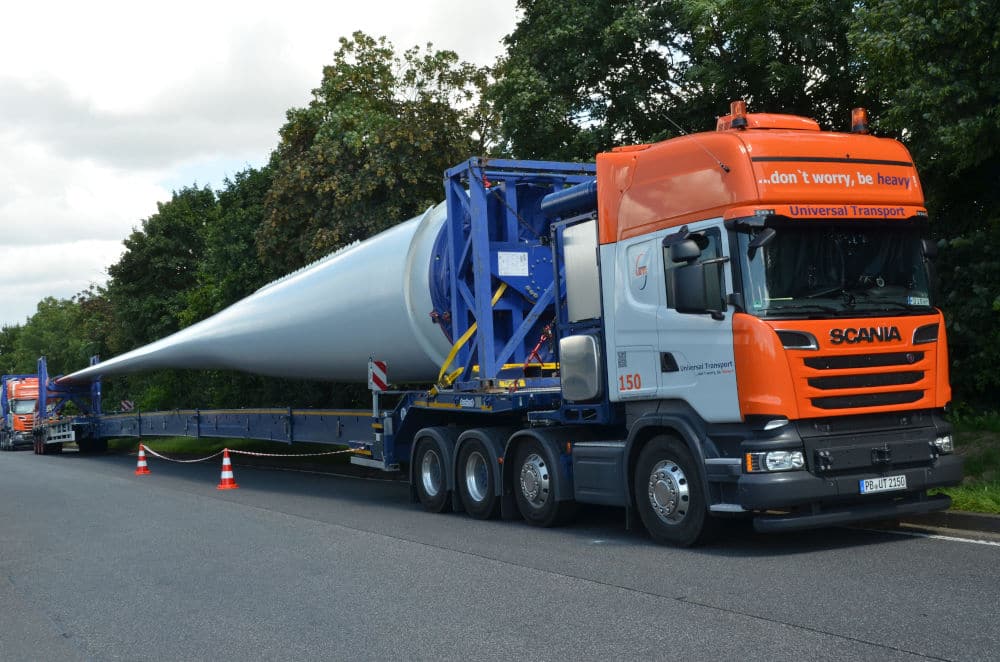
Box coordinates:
[135,443,151,475]
[368,358,388,392]
[216,449,239,490]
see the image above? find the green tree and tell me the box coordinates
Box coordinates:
[106,186,216,352]
[490,0,866,160]
[851,0,999,230]
[9,296,94,376]
[258,31,492,274]
[180,167,272,326]
[0,324,23,375]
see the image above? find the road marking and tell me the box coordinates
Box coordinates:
[858,526,1000,547]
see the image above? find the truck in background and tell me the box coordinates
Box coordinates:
[41,101,962,546]
[1,375,39,450]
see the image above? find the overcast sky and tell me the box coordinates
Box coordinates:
[0,0,518,328]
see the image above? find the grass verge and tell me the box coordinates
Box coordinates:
[107,436,353,467]
[930,413,1000,514]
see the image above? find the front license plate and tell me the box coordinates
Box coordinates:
[859,474,907,494]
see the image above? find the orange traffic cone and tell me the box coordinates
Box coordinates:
[217,449,239,490]
[135,443,151,475]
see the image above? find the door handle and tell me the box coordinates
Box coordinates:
[661,352,679,373]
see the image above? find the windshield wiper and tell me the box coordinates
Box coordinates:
[803,285,845,299]
[763,303,842,317]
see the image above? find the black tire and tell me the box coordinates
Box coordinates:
[0,431,11,451]
[49,442,63,455]
[633,435,719,547]
[456,438,499,519]
[512,439,576,527]
[413,438,451,513]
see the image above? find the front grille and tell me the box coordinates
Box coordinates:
[812,390,924,410]
[808,371,923,390]
[805,352,924,370]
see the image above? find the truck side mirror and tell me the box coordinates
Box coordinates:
[669,239,702,264]
[747,227,776,259]
[674,256,730,319]
[674,263,710,313]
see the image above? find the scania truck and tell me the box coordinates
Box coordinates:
[54,102,963,545]
[1,375,39,450]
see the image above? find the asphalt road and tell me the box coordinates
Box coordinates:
[1,450,998,661]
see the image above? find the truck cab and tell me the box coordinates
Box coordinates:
[561,103,961,542]
[1,376,39,450]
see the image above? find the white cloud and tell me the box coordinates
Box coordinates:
[0,0,517,327]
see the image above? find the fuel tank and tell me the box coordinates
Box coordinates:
[62,203,452,384]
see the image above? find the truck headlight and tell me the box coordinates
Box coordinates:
[745,450,805,472]
[933,435,953,454]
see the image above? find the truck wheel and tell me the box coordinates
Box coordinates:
[513,439,576,527]
[457,438,498,519]
[413,438,451,513]
[633,435,718,546]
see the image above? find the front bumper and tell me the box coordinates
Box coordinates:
[738,454,964,532]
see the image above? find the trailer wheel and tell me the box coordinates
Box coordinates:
[413,438,451,513]
[513,439,575,527]
[633,435,718,547]
[457,438,499,519]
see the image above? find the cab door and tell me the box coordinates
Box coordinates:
[608,234,663,401]
[656,219,740,423]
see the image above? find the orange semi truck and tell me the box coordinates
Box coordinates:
[51,101,963,546]
[1,375,39,450]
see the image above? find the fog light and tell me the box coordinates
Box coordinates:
[745,450,805,472]
[934,435,954,454]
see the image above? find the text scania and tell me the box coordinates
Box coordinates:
[829,326,902,344]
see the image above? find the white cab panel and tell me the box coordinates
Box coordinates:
[601,218,741,423]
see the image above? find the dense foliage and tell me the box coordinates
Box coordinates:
[1,5,997,410]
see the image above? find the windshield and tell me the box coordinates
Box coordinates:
[738,222,934,318]
[12,399,36,415]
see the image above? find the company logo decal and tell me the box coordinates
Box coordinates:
[632,250,649,290]
[829,326,902,345]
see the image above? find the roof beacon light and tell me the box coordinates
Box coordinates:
[851,107,869,134]
[730,100,748,129]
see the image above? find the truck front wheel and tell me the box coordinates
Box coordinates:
[413,438,451,514]
[513,439,575,527]
[634,435,718,546]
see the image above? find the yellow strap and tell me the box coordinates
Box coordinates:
[435,283,508,388]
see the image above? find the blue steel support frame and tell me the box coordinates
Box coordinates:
[444,158,596,388]
[38,356,102,420]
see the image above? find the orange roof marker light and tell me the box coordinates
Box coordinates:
[851,107,869,134]
[730,99,748,129]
